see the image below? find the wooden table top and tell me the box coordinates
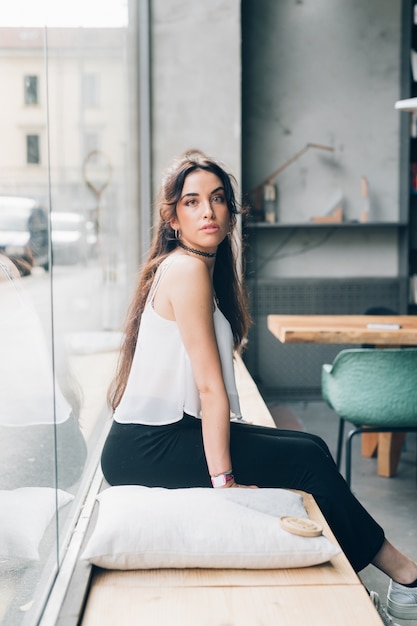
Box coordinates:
[267,314,417,345]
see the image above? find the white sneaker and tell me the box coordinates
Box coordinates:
[370,591,400,626]
[387,579,417,620]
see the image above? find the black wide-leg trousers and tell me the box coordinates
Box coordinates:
[101,414,385,572]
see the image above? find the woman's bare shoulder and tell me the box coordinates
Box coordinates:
[163,254,212,308]
[165,253,210,281]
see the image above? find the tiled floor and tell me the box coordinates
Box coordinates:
[267,400,417,626]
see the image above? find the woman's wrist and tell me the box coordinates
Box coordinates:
[211,470,234,488]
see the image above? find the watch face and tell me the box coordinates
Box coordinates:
[212,474,226,488]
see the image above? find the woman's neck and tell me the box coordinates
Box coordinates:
[177,241,217,259]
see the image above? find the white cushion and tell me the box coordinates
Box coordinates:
[82,486,340,570]
[0,487,74,568]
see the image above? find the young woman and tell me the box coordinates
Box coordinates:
[101,151,417,623]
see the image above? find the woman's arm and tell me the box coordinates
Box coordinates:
[174,258,233,478]
[156,256,234,481]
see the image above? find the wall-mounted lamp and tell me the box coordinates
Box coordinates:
[248,142,334,222]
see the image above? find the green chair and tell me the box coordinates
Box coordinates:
[321,348,417,487]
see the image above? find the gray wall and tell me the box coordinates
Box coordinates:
[241,0,406,395]
[242,0,402,279]
[151,0,241,199]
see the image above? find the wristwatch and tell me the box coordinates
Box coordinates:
[211,472,234,488]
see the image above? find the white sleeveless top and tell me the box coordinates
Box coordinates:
[114,257,242,425]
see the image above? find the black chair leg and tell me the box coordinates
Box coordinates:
[345,435,352,488]
[345,427,361,489]
[336,418,345,470]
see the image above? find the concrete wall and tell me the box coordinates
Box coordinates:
[151,0,241,199]
[242,0,402,279]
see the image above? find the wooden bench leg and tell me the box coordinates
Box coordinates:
[377,432,406,478]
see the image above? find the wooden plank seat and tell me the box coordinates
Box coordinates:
[79,354,382,626]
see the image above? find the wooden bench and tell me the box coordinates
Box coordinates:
[79,354,382,626]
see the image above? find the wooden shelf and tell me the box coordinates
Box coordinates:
[244,221,405,230]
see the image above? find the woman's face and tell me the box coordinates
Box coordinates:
[171,169,231,253]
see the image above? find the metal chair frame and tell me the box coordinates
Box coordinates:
[336,419,417,487]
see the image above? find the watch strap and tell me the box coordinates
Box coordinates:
[211,472,234,488]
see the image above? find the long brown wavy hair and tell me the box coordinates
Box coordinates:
[108,151,252,411]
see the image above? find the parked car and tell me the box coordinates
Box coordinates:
[0,196,49,276]
[51,212,96,265]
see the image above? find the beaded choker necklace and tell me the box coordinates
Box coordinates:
[177,241,217,258]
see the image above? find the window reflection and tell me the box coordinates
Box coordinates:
[0,253,87,492]
[0,197,49,275]
[0,3,133,623]
[0,253,85,623]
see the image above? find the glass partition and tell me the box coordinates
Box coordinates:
[0,2,137,624]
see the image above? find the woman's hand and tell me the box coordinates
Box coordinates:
[223,480,258,489]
